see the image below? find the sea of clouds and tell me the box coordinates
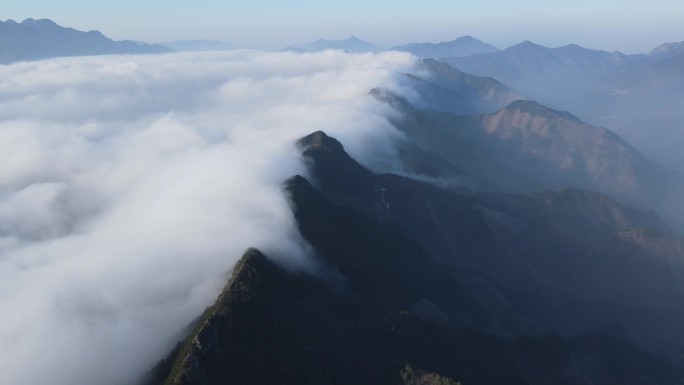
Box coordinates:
[0,50,421,385]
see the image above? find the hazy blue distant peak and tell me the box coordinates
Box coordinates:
[390,35,498,58]
[650,41,684,59]
[21,18,54,24]
[283,36,380,53]
[0,18,171,64]
[559,43,585,50]
[506,40,545,51]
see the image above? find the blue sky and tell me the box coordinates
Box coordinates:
[3,0,684,52]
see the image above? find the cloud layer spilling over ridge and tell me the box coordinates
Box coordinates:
[0,50,419,385]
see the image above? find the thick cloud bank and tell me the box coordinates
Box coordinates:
[0,50,418,385]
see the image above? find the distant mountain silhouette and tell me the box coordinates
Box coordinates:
[650,41,684,59]
[441,41,647,106]
[160,40,235,52]
[407,58,524,115]
[283,36,380,53]
[0,18,170,64]
[569,50,684,168]
[390,35,498,58]
[436,40,684,170]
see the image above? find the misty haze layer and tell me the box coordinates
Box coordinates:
[0,50,418,385]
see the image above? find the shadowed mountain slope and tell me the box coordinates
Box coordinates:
[297,131,684,356]
[146,246,681,385]
[143,130,684,385]
[404,59,524,116]
[372,88,684,229]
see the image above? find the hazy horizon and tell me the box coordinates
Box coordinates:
[3,0,684,53]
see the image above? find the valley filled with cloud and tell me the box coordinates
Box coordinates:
[0,50,420,385]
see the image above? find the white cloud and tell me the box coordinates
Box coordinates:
[0,50,418,385]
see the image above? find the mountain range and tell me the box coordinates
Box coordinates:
[438,40,684,169]
[382,61,684,231]
[650,41,684,59]
[0,18,170,64]
[145,60,684,384]
[276,35,684,168]
[145,129,684,385]
[440,41,647,106]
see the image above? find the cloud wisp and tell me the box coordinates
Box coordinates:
[0,50,418,385]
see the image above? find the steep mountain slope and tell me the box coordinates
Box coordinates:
[146,249,682,385]
[374,89,684,228]
[283,36,379,53]
[650,41,684,60]
[0,18,170,64]
[296,132,684,358]
[390,36,498,58]
[405,59,524,115]
[478,100,653,198]
[145,132,684,385]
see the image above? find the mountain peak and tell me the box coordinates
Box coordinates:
[390,35,498,59]
[561,43,583,49]
[297,131,374,194]
[650,41,684,59]
[509,40,545,50]
[21,18,58,27]
[454,35,476,42]
[298,131,342,152]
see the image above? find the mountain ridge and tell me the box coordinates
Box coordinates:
[145,129,684,385]
[373,85,684,229]
[0,18,171,64]
[295,130,684,356]
[390,35,498,58]
[146,246,683,385]
[434,39,684,170]
[440,40,648,107]
[650,41,684,59]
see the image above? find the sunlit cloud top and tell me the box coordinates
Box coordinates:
[0,50,418,385]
